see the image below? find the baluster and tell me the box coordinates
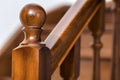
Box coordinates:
[88,0,105,80]
[111,0,120,80]
[60,38,81,80]
[12,4,51,80]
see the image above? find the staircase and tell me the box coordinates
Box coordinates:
[1,0,118,80]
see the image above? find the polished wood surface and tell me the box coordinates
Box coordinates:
[60,38,80,80]
[88,0,105,80]
[10,0,105,80]
[0,5,70,78]
[45,0,101,73]
[12,4,51,80]
[0,0,116,80]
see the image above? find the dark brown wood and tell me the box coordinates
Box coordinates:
[88,0,105,80]
[44,0,101,73]
[1,1,106,79]
[111,0,120,80]
[60,38,80,80]
[0,5,69,77]
[114,0,120,8]
[12,4,51,80]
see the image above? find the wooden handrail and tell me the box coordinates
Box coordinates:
[12,0,103,80]
[44,0,101,73]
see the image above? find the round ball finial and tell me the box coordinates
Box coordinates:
[20,4,46,28]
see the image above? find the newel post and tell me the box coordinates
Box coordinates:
[12,4,51,80]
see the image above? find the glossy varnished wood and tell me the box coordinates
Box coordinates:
[44,0,101,73]
[60,38,80,80]
[12,4,51,80]
[88,0,105,80]
[11,1,103,80]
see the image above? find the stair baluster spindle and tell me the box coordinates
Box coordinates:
[60,38,81,80]
[111,0,120,80]
[88,0,105,80]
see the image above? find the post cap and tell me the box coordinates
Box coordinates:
[20,4,46,29]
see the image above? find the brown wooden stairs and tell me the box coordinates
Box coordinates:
[1,0,115,80]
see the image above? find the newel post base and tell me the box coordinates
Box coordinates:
[12,44,51,80]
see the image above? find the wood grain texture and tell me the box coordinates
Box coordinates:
[12,47,39,80]
[12,4,51,80]
[12,1,102,80]
[44,0,101,73]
